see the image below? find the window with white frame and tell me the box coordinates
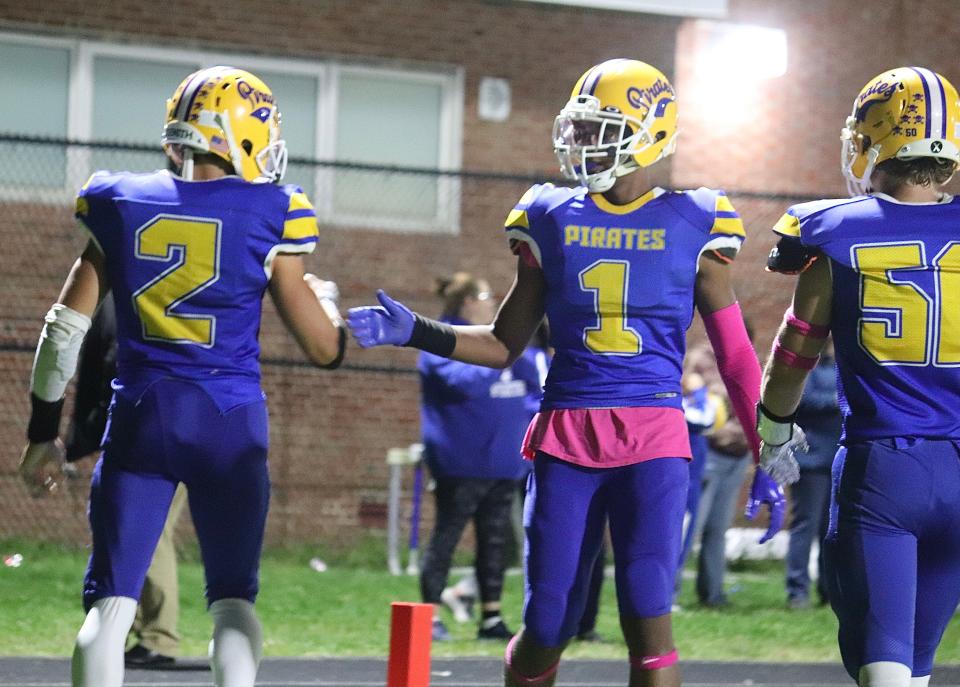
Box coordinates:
[328,66,462,232]
[0,39,71,187]
[0,32,463,233]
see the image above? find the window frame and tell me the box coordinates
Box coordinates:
[0,31,464,234]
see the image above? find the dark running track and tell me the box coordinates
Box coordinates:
[1,658,960,686]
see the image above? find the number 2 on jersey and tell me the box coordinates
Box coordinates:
[579,259,642,355]
[853,240,960,366]
[133,215,222,347]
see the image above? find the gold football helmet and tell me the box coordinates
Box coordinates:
[161,66,287,183]
[553,59,678,192]
[842,67,960,195]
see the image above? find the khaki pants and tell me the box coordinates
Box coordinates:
[130,483,187,656]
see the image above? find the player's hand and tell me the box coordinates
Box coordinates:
[756,403,805,485]
[18,439,66,498]
[347,290,415,348]
[303,274,339,303]
[759,426,805,486]
[744,466,785,544]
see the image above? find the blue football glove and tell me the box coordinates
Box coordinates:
[346,290,415,348]
[744,466,786,544]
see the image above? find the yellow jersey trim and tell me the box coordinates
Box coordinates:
[773,213,801,238]
[589,187,665,215]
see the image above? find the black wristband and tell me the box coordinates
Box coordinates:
[757,401,796,425]
[407,314,457,358]
[320,326,347,370]
[27,394,64,443]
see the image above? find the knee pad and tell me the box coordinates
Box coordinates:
[209,598,262,687]
[859,662,912,687]
[71,596,137,687]
[504,633,559,686]
[630,648,679,671]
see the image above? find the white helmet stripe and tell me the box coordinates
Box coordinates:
[911,67,946,139]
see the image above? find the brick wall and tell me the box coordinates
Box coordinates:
[2,0,960,547]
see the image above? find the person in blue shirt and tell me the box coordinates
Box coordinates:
[785,340,841,610]
[419,272,544,642]
[760,67,960,686]
[17,66,346,687]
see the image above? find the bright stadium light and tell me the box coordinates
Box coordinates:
[696,21,787,81]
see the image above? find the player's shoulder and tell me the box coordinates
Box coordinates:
[79,169,172,200]
[512,182,579,215]
[505,182,581,236]
[662,186,738,230]
[773,196,870,240]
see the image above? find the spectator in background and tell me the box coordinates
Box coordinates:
[785,338,840,610]
[675,368,727,604]
[64,293,187,668]
[418,273,543,642]
[687,321,757,609]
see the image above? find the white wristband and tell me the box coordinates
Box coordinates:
[756,404,794,446]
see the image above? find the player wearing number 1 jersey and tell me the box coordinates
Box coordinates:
[760,67,960,687]
[18,67,345,687]
[348,59,787,687]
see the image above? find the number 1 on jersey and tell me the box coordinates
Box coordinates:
[579,259,642,355]
[133,215,222,347]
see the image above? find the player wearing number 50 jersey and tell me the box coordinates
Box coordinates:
[348,59,784,687]
[761,67,960,687]
[18,67,346,687]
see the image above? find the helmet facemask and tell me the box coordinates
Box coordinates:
[841,115,881,196]
[553,95,650,192]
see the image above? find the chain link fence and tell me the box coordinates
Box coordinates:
[0,134,821,549]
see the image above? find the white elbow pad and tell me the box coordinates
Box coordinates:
[30,304,92,402]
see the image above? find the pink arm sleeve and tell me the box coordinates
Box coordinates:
[702,302,761,462]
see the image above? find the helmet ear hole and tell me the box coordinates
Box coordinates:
[241,139,254,156]
[861,135,872,154]
[654,131,666,142]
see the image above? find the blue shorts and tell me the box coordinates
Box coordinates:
[824,438,960,678]
[522,453,688,647]
[83,379,270,610]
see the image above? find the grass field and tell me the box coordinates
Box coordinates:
[1,540,958,663]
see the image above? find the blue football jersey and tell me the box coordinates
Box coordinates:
[504,183,745,410]
[773,193,960,442]
[75,170,319,409]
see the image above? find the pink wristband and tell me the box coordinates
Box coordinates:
[784,308,829,339]
[630,648,679,671]
[773,343,819,370]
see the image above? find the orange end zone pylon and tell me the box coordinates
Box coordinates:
[387,601,433,687]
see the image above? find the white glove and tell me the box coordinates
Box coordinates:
[303,274,339,303]
[757,404,806,485]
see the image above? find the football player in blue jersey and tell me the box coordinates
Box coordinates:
[17,66,346,687]
[348,59,794,687]
[760,67,960,687]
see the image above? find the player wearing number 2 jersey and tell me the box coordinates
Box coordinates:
[348,59,786,687]
[18,67,345,687]
[760,67,960,687]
